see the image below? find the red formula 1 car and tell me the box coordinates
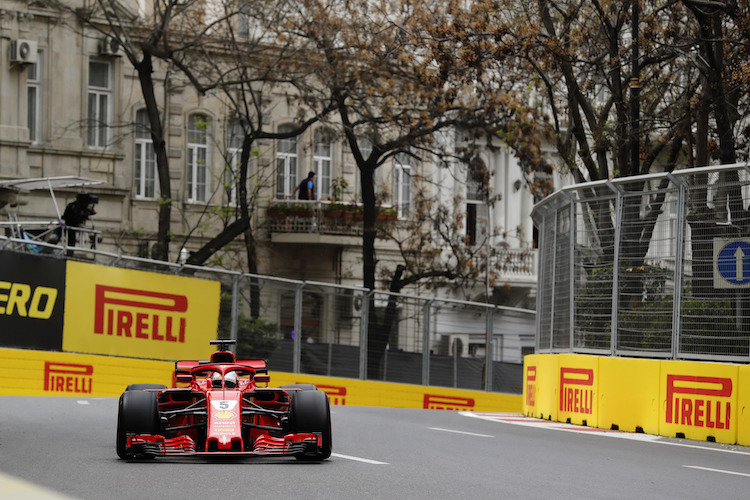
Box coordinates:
[116,340,331,461]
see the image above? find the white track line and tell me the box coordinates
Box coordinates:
[684,465,750,477]
[428,427,493,438]
[331,453,388,465]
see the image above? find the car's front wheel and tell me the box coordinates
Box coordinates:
[116,390,160,459]
[290,390,332,461]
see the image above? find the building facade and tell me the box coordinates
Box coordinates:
[0,1,539,360]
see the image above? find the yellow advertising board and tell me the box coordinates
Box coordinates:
[659,360,738,444]
[598,356,660,434]
[737,365,750,446]
[63,261,219,360]
[268,372,521,412]
[0,347,521,413]
[557,353,599,426]
[522,354,559,420]
[0,348,172,397]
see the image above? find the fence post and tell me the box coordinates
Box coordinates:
[484,307,494,392]
[668,173,686,360]
[607,181,623,355]
[422,299,434,386]
[359,290,373,380]
[230,273,240,348]
[293,283,304,373]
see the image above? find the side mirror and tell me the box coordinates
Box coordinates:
[254,374,270,384]
[176,374,193,383]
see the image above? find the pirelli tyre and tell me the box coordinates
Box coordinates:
[116,390,160,459]
[125,383,167,391]
[290,390,332,461]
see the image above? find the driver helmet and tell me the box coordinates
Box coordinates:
[225,371,238,388]
[211,372,223,388]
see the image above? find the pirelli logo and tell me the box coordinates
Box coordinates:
[44,362,93,394]
[525,365,536,407]
[94,285,188,343]
[665,375,732,429]
[309,384,347,405]
[423,394,475,411]
[559,367,594,414]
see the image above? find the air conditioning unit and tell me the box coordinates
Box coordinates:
[98,37,121,57]
[439,334,470,356]
[10,39,38,65]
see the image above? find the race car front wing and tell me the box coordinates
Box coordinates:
[126,432,322,457]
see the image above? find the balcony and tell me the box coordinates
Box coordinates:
[266,200,396,243]
[266,200,538,285]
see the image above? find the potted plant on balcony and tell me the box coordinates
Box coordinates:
[266,201,288,218]
[377,206,397,221]
[286,201,314,217]
[323,202,345,218]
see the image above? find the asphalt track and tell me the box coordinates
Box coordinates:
[1,397,750,499]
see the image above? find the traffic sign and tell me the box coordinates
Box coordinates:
[714,238,750,288]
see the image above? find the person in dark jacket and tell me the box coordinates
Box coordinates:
[291,171,316,200]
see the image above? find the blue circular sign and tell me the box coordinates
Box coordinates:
[717,241,750,285]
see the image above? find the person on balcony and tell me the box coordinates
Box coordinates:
[291,171,316,200]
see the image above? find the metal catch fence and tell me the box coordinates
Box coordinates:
[532,163,750,362]
[0,233,533,393]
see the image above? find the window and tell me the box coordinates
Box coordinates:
[394,152,413,218]
[87,61,112,148]
[187,114,210,202]
[135,109,158,199]
[276,125,298,198]
[226,120,244,205]
[313,130,332,199]
[466,156,489,246]
[27,54,41,143]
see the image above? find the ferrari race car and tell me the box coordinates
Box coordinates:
[116,340,332,461]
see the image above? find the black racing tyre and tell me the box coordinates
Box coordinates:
[290,390,332,461]
[281,383,318,391]
[116,390,160,459]
[125,383,167,391]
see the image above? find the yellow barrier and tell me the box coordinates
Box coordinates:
[598,357,660,434]
[522,353,559,420]
[0,348,521,413]
[268,372,521,412]
[0,348,172,397]
[523,353,749,446]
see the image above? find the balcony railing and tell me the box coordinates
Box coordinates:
[266,200,396,236]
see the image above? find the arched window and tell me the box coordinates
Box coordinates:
[276,124,298,198]
[135,109,158,199]
[187,114,210,202]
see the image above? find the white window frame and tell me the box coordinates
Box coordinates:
[276,126,298,198]
[87,60,112,149]
[226,120,244,206]
[187,114,210,203]
[27,53,41,144]
[313,133,332,199]
[135,109,159,199]
[394,152,413,219]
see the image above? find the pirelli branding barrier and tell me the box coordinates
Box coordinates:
[0,348,173,397]
[0,251,219,361]
[523,353,750,446]
[0,347,521,412]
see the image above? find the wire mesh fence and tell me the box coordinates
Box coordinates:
[0,233,532,393]
[533,163,750,362]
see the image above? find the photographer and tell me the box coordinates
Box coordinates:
[59,193,98,248]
